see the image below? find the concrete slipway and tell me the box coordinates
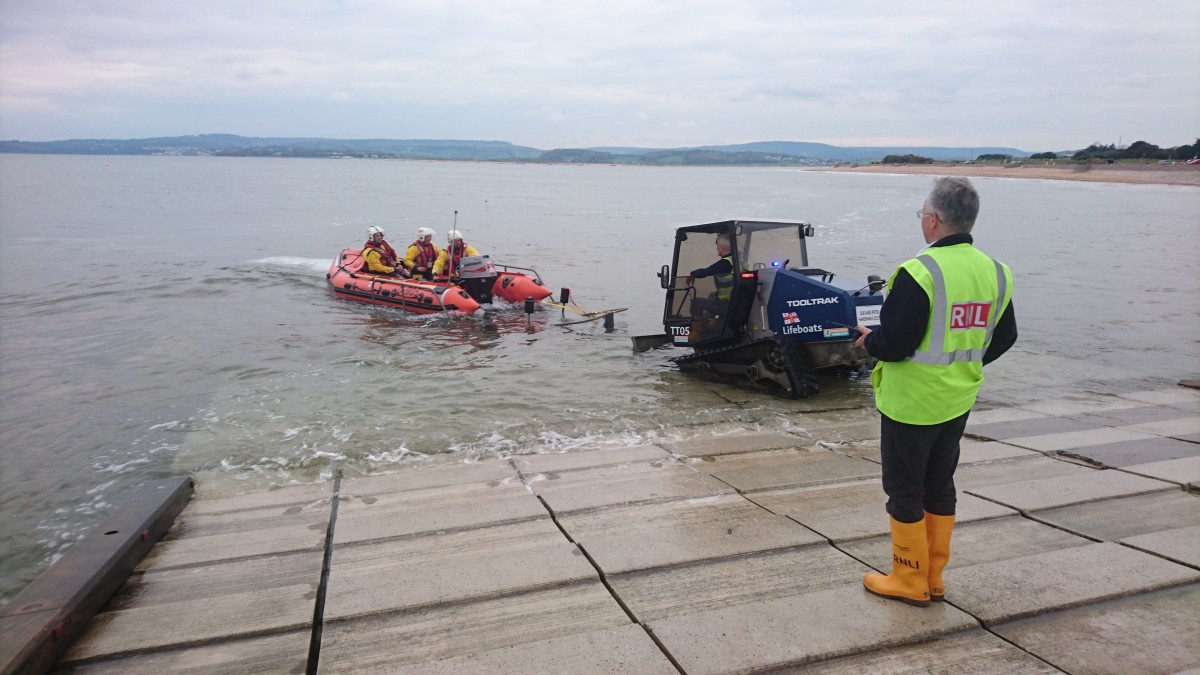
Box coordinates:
[31,387,1200,673]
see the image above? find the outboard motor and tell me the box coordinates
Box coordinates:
[456,255,498,304]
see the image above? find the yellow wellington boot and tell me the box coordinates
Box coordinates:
[863,516,930,607]
[926,512,955,602]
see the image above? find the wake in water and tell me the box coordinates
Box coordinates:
[254,255,332,275]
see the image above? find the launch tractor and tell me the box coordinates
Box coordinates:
[633,220,887,398]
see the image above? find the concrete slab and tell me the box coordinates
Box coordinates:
[787,408,882,443]
[1117,388,1200,407]
[954,455,1093,491]
[59,630,311,674]
[136,520,325,571]
[839,514,1093,573]
[1121,455,1200,486]
[1069,404,1194,426]
[184,482,331,516]
[966,469,1174,511]
[324,518,596,620]
[695,448,880,493]
[658,431,806,457]
[1002,427,1160,453]
[752,480,1014,542]
[1030,490,1200,541]
[341,459,518,495]
[1120,524,1200,568]
[557,493,824,574]
[156,496,333,539]
[946,542,1199,625]
[113,551,322,611]
[607,546,868,623]
[1122,415,1200,438]
[334,478,546,544]
[821,439,881,463]
[63,582,316,662]
[967,407,1051,425]
[530,460,734,514]
[992,583,1200,675]
[646,584,978,675]
[959,438,1039,464]
[1018,394,1151,417]
[1055,435,1200,468]
[370,624,677,675]
[318,582,632,671]
[966,415,1103,441]
[513,445,672,474]
[765,628,1060,674]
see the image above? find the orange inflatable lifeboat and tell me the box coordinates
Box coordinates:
[327,249,481,314]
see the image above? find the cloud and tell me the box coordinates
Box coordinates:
[1,0,1196,148]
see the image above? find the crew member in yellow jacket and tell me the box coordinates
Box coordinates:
[433,229,480,278]
[404,227,441,280]
[360,226,408,277]
[854,177,1017,608]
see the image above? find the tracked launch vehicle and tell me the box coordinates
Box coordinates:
[633,220,887,398]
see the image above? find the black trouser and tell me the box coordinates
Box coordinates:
[879,410,970,523]
[690,296,726,318]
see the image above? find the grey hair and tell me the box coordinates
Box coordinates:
[928,177,980,232]
[716,234,731,248]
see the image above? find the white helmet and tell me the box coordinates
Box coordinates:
[446,229,464,243]
[366,226,385,238]
[416,227,436,239]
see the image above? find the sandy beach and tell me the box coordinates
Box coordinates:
[817,162,1200,186]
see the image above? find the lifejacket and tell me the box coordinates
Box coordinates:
[446,243,468,276]
[871,243,1013,425]
[362,240,399,273]
[409,240,438,269]
[714,255,735,301]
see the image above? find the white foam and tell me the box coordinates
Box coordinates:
[255,256,330,273]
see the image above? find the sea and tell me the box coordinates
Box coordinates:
[1,154,1198,605]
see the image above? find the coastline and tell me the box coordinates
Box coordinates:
[813,162,1200,187]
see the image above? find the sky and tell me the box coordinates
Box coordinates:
[1,0,1197,152]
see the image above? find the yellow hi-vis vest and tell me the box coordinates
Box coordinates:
[871,243,1013,425]
[714,255,735,300]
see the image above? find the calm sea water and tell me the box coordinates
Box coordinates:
[1,155,1197,604]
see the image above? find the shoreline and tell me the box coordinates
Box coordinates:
[813,162,1200,186]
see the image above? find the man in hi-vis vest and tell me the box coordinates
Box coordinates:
[854,176,1017,607]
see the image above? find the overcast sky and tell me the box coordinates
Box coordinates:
[1,1,1196,151]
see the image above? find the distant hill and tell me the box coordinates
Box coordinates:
[0,133,1031,163]
[0,134,544,160]
[589,141,1030,162]
[540,147,812,166]
[733,141,1031,162]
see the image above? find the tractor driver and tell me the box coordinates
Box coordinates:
[685,234,735,317]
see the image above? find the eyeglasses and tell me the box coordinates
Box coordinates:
[916,209,936,220]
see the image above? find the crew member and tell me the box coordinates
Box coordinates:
[685,234,735,316]
[855,176,1017,607]
[405,227,440,280]
[361,226,408,277]
[433,229,480,278]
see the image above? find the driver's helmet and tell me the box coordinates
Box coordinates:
[366,226,385,238]
[446,229,464,243]
[416,227,435,239]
